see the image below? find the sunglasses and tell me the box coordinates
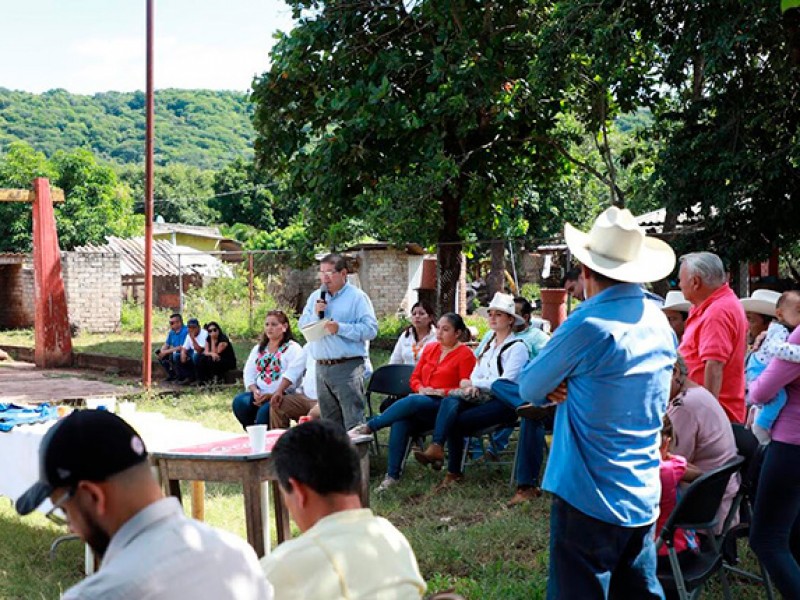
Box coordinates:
[207,328,219,333]
[45,488,74,527]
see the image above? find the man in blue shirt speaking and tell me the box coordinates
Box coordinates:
[517,207,677,599]
[299,254,378,430]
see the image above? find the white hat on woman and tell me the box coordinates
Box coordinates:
[478,292,525,327]
[740,289,781,317]
[564,206,676,283]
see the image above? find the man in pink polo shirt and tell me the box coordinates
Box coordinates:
[678,251,748,423]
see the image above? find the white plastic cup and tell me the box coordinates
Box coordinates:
[247,425,268,453]
[118,401,137,420]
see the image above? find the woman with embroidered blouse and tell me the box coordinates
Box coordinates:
[389,301,437,365]
[231,310,306,429]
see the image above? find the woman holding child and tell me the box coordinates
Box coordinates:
[748,289,800,597]
[349,312,475,492]
[231,310,307,429]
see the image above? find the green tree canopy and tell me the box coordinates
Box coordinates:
[0,142,140,251]
[252,0,568,312]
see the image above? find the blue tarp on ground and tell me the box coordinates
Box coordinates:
[0,403,58,432]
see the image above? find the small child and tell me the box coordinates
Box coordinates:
[745,290,800,444]
[656,414,701,558]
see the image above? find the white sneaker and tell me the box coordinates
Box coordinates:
[374,475,399,493]
[348,423,372,437]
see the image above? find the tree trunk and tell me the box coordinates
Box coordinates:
[486,239,505,298]
[436,190,462,315]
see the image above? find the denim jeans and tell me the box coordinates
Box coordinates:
[490,378,552,487]
[547,496,664,600]
[231,391,270,429]
[367,393,441,432]
[444,399,516,474]
[317,359,367,430]
[385,405,438,480]
[158,351,181,379]
[431,394,472,445]
[548,496,664,599]
[750,440,800,597]
[467,427,514,459]
[176,349,202,381]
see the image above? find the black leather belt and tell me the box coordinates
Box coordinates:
[317,357,362,366]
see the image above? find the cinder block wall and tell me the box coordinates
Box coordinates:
[62,252,122,333]
[358,248,409,318]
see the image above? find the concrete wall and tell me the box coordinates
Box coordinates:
[62,252,122,333]
[0,261,35,329]
[357,248,412,318]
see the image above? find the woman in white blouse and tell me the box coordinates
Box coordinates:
[232,310,306,429]
[389,301,437,365]
[414,292,528,467]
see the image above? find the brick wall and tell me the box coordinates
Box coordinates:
[61,252,122,333]
[0,261,35,328]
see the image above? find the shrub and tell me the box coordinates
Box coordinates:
[377,314,408,340]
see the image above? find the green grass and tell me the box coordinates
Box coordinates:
[0,341,770,599]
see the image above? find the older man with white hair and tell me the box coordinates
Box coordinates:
[678,251,748,423]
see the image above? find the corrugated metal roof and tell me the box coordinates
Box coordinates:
[74,237,230,278]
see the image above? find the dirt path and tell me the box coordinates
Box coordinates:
[0,361,136,404]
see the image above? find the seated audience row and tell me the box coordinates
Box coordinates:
[156,314,237,384]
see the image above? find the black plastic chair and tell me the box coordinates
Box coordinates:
[656,456,744,600]
[722,424,774,598]
[365,364,415,455]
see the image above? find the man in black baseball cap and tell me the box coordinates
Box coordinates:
[16,410,272,599]
[16,409,148,518]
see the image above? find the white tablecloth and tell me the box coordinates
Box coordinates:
[0,412,239,509]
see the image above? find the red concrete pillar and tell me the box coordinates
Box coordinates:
[32,178,73,367]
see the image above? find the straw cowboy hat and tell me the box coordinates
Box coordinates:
[662,290,691,313]
[477,292,525,327]
[564,206,676,283]
[740,289,781,317]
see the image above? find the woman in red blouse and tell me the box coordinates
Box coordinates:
[349,313,476,492]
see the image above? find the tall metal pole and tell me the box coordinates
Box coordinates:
[142,0,155,388]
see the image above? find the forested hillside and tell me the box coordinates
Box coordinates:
[0,88,255,170]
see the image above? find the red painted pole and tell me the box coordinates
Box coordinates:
[32,178,73,367]
[142,0,155,388]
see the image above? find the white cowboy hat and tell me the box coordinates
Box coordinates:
[477,292,525,327]
[740,289,780,317]
[564,206,676,283]
[662,290,690,313]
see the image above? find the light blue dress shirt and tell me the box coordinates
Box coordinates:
[298,282,378,360]
[518,283,677,527]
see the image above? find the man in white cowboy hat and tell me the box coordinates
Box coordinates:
[516,206,677,599]
[662,290,691,342]
[677,251,748,423]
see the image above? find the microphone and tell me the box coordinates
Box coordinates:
[318,285,327,320]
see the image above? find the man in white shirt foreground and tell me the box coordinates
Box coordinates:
[16,410,271,600]
[261,420,426,599]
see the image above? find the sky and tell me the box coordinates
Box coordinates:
[1,0,296,95]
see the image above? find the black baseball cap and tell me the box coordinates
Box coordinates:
[16,410,148,516]
[187,318,200,327]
